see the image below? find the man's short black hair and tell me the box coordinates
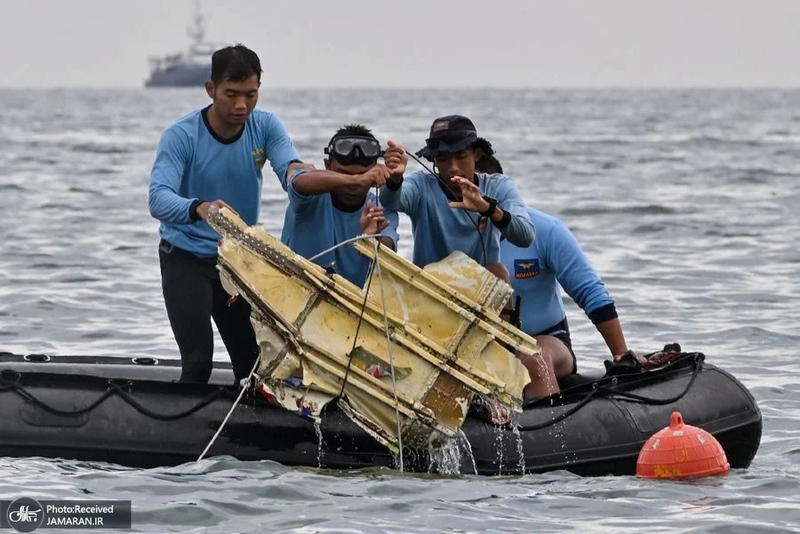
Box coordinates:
[328,124,377,146]
[211,44,262,84]
[325,124,381,166]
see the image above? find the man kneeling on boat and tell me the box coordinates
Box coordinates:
[281,124,400,286]
[475,150,630,400]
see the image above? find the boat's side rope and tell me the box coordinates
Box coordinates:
[197,354,262,462]
[515,353,703,432]
[596,353,704,405]
[514,389,601,432]
[0,373,231,421]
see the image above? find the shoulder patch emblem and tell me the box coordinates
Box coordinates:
[252,148,266,171]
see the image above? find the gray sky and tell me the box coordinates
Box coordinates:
[2,0,799,88]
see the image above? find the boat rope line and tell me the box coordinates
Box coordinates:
[197,354,262,462]
[0,372,233,421]
[515,353,704,432]
[597,352,704,405]
[326,237,405,471]
[336,250,377,400]
[515,389,601,432]
[372,237,405,472]
[363,186,404,468]
[307,233,382,262]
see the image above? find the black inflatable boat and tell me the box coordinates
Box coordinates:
[0,350,761,476]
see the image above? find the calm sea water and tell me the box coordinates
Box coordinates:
[0,88,798,533]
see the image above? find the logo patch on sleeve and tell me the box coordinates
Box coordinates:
[514,258,540,279]
[252,148,266,170]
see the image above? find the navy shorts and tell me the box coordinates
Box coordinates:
[537,318,577,375]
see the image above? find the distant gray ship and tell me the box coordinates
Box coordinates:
[144,2,218,88]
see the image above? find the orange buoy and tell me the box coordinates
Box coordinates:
[636,411,729,479]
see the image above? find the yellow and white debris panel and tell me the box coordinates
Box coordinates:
[207,207,537,451]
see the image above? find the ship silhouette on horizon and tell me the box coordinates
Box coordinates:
[145,1,220,88]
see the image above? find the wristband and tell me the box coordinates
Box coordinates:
[189,199,204,222]
[493,209,512,229]
[479,196,497,217]
[386,177,403,191]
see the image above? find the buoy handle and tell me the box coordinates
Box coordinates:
[670,411,684,430]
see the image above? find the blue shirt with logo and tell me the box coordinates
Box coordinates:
[281,170,400,287]
[500,207,614,336]
[148,107,300,258]
[380,171,534,267]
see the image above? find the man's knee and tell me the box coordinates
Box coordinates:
[517,350,550,377]
[535,335,575,378]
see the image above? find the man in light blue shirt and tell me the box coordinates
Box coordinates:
[478,154,628,399]
[282,124,400,287]
[381,115,543,396]
[148,44,308,384]
[381,115,533,269]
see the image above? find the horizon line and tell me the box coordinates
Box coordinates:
[2,84,800,91]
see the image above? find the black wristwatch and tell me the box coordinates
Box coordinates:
[479,196,498,217]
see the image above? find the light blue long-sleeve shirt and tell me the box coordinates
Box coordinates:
[281,170,400,287]
[501,207,614,335]
[148,107,300,257]
[380,171,534,267]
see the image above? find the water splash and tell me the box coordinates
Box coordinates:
[457,430,478,475]
[510,416,526,474]
[493,425,505,476]
[391,449,403,471]
[313,419,325,468]
[427,438,463,475]
[530,350,559,397]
